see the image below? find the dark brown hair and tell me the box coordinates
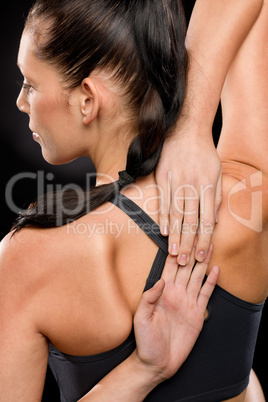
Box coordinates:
[13,0,188,231]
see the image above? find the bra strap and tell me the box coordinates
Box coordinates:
[110,193,168,291]
[109,193,168,253]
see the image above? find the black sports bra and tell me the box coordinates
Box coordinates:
[48,193,264,402]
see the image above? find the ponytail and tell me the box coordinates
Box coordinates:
[12,0,188,232]
[126,0,187,179]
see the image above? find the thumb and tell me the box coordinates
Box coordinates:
[135,279,165,322]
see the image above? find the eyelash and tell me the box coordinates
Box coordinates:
[17,80,34,95]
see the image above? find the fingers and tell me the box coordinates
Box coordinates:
[176,185,199,265]
[195,183,216,262]
[158,171,171,237]
[186,243,214,298]
[168,188,183,256]
[197,265,220,312]
[135,279,165,322]
[174,238,197,288]
[158,167,222,270]
[161,255,179,284]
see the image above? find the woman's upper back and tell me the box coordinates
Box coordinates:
[1,164,267,356]
[45,177,267,402]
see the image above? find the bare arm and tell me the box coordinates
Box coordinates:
[156,0,264,264]
[183,0,264,128]
[218,0,268,172]
[0,234,49,401]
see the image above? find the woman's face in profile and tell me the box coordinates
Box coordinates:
[16,31,90,166]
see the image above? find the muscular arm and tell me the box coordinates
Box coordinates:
[157,0,264,264]
[184,0,264,128]
[218,0,268,171]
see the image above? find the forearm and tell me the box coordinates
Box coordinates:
[182,0,264,130]
[78,350,161,402]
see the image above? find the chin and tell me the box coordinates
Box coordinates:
[42,151,79,166]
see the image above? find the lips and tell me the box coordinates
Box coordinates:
[32,132,40,141]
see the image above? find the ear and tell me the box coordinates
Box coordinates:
[80,77,101,125]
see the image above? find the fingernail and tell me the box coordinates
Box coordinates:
[170,243,178,256]
[197,250,205,262]
[179,254,187,266]
[162,225,169,236]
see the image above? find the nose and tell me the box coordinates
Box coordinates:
[16,89,30,114]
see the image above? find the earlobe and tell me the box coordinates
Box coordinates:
[81,78,100,125]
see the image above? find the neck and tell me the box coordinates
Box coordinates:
[81,85,136,184]
[90,131,132,186]
[95,162,127,186]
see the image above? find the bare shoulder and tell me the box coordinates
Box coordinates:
[0,216,111,314]
[0,202,115,272]
[0,228,51,290]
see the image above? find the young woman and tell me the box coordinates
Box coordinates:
[0,0,267,401]
[0,0,220,400]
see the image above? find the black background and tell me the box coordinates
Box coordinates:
[0,1,266,400]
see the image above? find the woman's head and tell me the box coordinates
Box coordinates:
[17,29,130,166]
[14,0,188,231]
[18,0,187,173]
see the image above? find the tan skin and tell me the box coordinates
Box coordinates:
[157,0,265,265]
[0,29,220,402]
[0,2,267,402]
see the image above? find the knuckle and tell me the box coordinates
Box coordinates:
[200,211,215,224]
[180,234,195,248]
[169,234,181,247]
[184,212,198,224]
[160,213,169,221]
[196,238,211,252]
[199,217,215,233]
[169,218,183,235]
[171,205,183,218]
[179,243,193,256]
[191,274,204,287]
[181,220,198,237]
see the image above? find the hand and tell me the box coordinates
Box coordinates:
[156,128,222,265]
[133,243,219,382]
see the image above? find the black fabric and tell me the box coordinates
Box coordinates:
[48,193,264,402]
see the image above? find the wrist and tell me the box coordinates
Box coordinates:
[129,350,164,392]
[180,103,217,133]
[172,116,214,141]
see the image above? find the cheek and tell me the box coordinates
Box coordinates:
[31,94,63,131]
[30,94,84,164]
